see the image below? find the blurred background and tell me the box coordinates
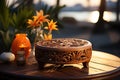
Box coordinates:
[0,0,120,57]
[39,0,120,57]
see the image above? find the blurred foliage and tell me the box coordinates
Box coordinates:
[0,0,34,53]
[11,0,34,32]
[0,0,65,53]
[0,0,14,52]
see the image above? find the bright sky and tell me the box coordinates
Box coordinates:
[36,0,117,7]
[8,0,117,7]
[37,0,101,7]
[60,0,101,7]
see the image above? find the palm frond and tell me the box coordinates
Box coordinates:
[0,0,11,31]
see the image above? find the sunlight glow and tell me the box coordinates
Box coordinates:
[89,0,101,7]
[40,0,56,6]
[103,12,112,22]
[88,11,99,23]
[88,11,113,23]
[60,0,88,7]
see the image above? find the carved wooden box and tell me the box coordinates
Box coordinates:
[35,38,92,69]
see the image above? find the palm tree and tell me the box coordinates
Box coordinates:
[55,0,60,19]
[56,0,60,6]
[98,0,106,23]
[116,0,120,22]
[92,0,106,34]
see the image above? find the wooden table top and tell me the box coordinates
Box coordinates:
[0,50,120,80]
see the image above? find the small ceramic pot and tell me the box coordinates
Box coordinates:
[11,33,31,59]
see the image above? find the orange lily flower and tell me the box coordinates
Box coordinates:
[27,10,59,41]
[27,18,39,28]
[44,20,58,31]
[44,34,52,40]
[33,10,49,25]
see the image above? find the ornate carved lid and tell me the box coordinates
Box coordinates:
[36,38,92,49]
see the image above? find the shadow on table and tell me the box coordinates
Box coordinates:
[42,64,89,75]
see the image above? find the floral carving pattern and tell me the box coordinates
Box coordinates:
[35,47,92,64]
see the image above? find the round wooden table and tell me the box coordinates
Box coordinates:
[0,50,120,80]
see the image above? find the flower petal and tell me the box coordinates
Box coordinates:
[44,34,52,40]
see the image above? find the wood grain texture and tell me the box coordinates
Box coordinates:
[0,50,120,80]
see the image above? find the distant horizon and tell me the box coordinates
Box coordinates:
[59,11,119,23]
[8,0,118,12]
